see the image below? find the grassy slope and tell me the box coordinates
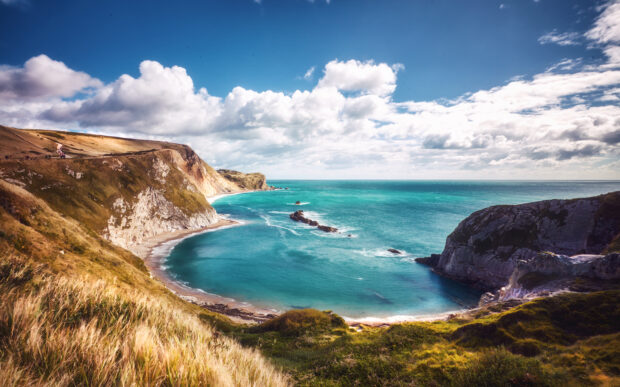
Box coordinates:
[230,292,619,386]
[0,179,289,386]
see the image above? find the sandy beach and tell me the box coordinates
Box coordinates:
[137,213,282,324]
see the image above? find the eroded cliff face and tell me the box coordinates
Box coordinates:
[498,252,620,301]
[104,187,218,252]
[432,192,620,290]
[0,127,264,256]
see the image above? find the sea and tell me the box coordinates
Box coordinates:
[163,180,620,320]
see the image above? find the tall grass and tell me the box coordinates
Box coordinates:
[0,256,289,386]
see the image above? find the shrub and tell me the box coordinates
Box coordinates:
[452,348,558,387]
[255,309,346,336]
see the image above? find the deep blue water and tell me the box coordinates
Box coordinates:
[164,181,620,319]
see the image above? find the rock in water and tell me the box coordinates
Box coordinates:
[387,248,402,255]
[317,225,338,233]
[295,201,301,205]
[289,210,338,233]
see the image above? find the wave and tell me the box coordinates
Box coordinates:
[355,248,414,258]
[342,309,468,324]
[259,214,300,235]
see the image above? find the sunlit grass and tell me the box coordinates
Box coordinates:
[0,255,289,386]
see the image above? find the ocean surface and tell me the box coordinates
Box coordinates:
[164,181,620,319]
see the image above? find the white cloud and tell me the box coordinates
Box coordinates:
[317,59,403,96]
[41,60,221,135]
[303,66,315,80]
[0,55,102,101]
[585,0,620,44]
[585,0,620,63]
[538,29,581,46]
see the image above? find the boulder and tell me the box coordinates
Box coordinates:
[318,225,338,233]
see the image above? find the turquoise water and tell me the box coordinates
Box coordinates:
[164,181,620,319]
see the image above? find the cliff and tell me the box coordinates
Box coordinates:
[418,191,620,293]
[0,126,264,255]
[217,168,270,190]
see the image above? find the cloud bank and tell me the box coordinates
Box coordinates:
[1,2,619,179]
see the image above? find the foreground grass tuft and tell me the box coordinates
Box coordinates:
[0,256,289,386]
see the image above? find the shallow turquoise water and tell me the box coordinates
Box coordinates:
[164,181,620,319]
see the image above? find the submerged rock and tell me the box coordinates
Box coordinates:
[387,248,402,255]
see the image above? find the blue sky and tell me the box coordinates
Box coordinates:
[0,0,619,179]
[0,0,606,101]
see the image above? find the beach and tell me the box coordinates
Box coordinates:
[137,214,281,324]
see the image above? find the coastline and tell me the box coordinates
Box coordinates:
[136,190,283,324]
[136,189,476,326]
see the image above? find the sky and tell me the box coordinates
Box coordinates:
[0,0,619,179]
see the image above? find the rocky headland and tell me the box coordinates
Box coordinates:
[217,168,271,191]
[416,191,620,303]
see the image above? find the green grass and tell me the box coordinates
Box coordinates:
[222,291,620,386]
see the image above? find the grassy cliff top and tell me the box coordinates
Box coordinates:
[0,125,189,159]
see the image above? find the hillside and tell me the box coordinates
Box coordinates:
[0,126,619,386]
[0,125,268,255]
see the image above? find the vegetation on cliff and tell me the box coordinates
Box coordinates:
[217,168,270,190]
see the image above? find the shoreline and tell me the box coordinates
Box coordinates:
[137,190,477,326]
[139,216,282,324]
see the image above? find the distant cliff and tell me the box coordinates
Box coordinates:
[217,169,270,191]
[0,126,267,255]
[417,192,620,293]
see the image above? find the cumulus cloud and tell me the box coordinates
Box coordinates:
[317,59,402,96]
[0,55,102,101]
[1,1,620,179]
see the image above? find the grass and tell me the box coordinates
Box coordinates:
[226,293,620,386]
[0,255,289,386]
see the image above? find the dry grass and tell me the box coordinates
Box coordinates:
[0,255,289,387]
